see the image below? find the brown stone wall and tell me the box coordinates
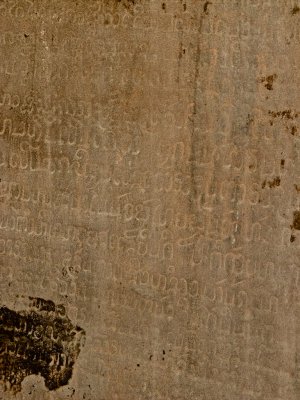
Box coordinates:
[0,1,300,399]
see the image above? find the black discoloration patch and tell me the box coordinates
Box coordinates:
[295,184,300,193]
[260,74,277,90]
[281,159,285,168]
[0,297,85,394]
[291,234,296,242]
[292,5,300,14]
[262,176,281,189]
[292,211,300,230]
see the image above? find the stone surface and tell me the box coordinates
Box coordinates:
[0,0,300,399]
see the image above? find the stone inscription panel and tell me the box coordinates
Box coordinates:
[0,0,300,399]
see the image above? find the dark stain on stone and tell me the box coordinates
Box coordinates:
[291,126,298,136]
[295,184,300,192]
[291,234,296,242]
[269,110,298,120]
[260,74,277,90]
[179,42,186,59]
[24,33,29,38]
[103,0,137,14]
[269,176,281,188]
[292,211,300,230]
[162,2,166,11]
[203,1,211,14]
[0,297,85,394]
[292,5,300,14]
[246,114,254,128]
[281,159,285,168]
[262,176,281,189]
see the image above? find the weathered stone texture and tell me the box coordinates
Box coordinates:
[0,0,300,399]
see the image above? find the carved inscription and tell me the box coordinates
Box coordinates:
[0,0,299,399]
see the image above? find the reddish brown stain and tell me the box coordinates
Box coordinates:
[291,5,300,14]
